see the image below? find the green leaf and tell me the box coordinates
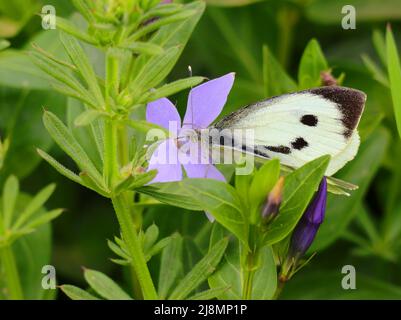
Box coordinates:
[30,52,97,108]
[208,225,241,299]
[36,148,83,186]
[185,179,247,246]
[208,225,277,299]
[137,182,204,211]
[119,42,164,55]
[140,179,247,245]
[128,46,180,98]
[128,1,205,95]
[60,32,104,106]
[188,286,230,300]
[386,26,401,139]
[146,237,172,260]
[66,98,104,172]
[126,120,168,134]
[361,54,389,87]
[139,76,205,103]
[56,17,98,45]
[143,224,159,252]
[158,233,183,299]
[13,183,56,230]
[128,9,198,42]
[42,111,104,188]
[83,268,132,300]
[4,193,54,299]
[298,39,328,90]
[311,127,390,251]
[74,109,105,127]
[262,155,330,246]
[22,209,63,230]
[249,246,277,299]
[60,285,100,300]
[169,237,229,300]
[71,0,96,23]
[140,3,183,21]
[373,29,387,66]
[248,159,280,217]
[2,175,19,229]
[262,44,297,97]
[115,170,158,193]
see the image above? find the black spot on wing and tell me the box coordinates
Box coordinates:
[300,114,318,126]
[308,86,366,138]
[291,137,308,150]
[266,145,291,154]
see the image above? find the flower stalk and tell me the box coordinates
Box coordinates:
[111,193,157,299]
[104,46,157,299]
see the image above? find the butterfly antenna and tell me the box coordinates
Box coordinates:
[187,65,195,128]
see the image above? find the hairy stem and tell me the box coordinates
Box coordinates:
[104,46,156,299]
[111,193,158,299]
[0,245,23,300]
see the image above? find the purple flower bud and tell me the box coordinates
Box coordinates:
[262,177,284,224]
[288,177,327,259]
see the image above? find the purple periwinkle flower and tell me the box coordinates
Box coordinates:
[146,73,235,184]
[288,177,327,259]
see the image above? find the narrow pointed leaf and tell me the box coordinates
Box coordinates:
[13,183,56,230]
[2,175,19,228]
[83,269,132,300]
[169,237,228,300]
[139,76,205,103]
[42,111,103,187]
[60,285,100,300]
[74,110,105,127]
[158,233,183,299]
[37,148,83,185]
[60,32,104,105]
[262,155,330,246]
[386,26,401,138]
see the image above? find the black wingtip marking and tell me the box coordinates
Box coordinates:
[308,86,366,138]
[266,145,291,154]
[291,137,308,150]
[300,114,318,126]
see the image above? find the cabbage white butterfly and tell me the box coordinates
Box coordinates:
[212,86,366,194]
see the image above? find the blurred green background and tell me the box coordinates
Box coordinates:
[1,0,401,299]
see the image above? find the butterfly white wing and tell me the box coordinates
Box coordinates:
[213,86,366,176]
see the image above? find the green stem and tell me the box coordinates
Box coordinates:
[104,120,118,186]
[104,47,156,299]
[242,250,256,300]
[0,245,23,300]
[111,193,158,299]
[273,278,286,300]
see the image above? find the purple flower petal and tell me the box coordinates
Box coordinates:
[148,139,182,183]
[288,177,327,258]
[146,98,181,133]
[182,73,235,129]
[304,177,327,224]
[183,163,226,181]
